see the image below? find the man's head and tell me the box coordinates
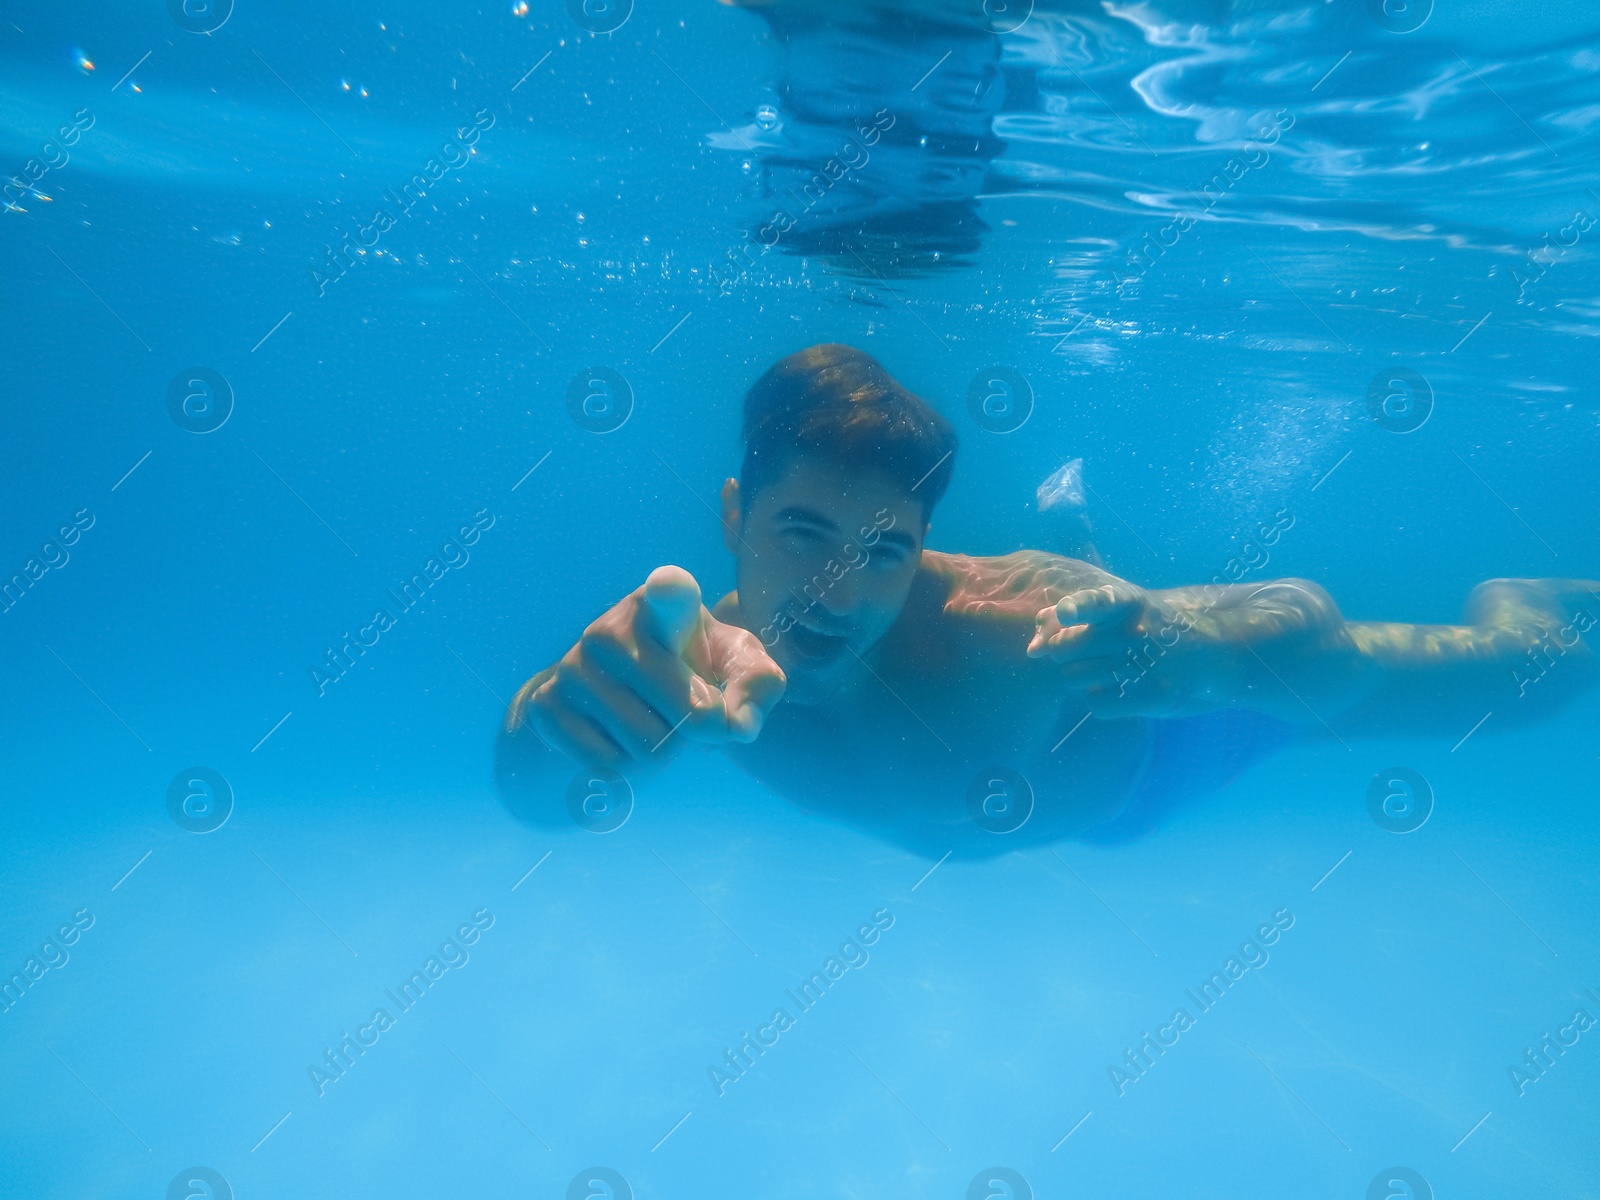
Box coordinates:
[720,344,958,704]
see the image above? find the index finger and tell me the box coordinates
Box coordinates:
[639,564,704,655]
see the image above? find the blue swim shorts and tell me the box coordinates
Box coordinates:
[1079,708,1301,845]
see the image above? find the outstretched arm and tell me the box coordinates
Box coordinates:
[1029,575,1373,726]
[1030,571,1598,737]
[1333,578,1598,736]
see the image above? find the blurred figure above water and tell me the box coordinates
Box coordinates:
[713,0,1028,277]
[707,0,1277,279]
[709,0,1600,293]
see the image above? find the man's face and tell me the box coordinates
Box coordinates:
[723,455,927,705]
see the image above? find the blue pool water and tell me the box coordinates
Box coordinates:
[3,1,1598,1197]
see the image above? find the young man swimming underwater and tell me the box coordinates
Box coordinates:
[496,345,1597,855]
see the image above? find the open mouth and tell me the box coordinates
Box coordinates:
[785,620,852,665]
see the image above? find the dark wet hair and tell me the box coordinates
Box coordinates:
[739,344,958,519]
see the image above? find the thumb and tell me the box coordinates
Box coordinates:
[703,623,787,743]
[640,565,704,656]
[722,666,786,742]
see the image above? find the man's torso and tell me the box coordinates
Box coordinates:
[717,550,1153,850]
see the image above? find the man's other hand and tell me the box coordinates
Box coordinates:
[1027,581,1154,697]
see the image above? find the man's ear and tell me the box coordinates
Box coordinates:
[720,478,742,555]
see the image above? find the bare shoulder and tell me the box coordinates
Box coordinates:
[881,549,1119,672]
[921,549,1119,617]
